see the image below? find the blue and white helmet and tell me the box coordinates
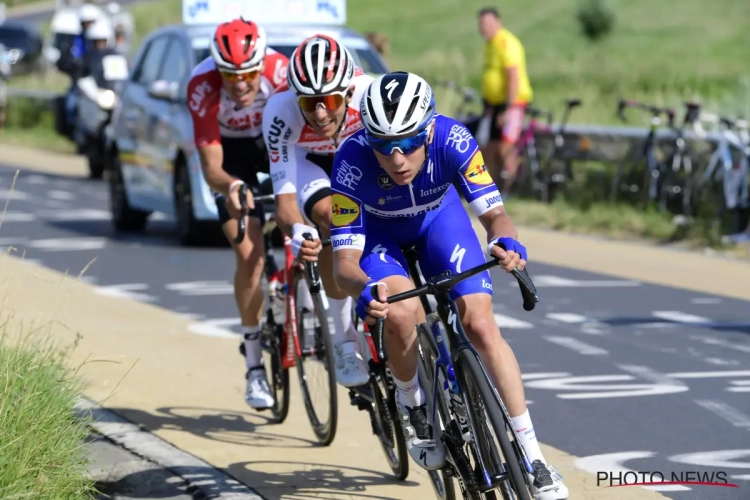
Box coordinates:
[360,71,435,136]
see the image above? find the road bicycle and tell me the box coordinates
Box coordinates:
[235,186,338,445]
[372,244,540,499]
[691,113,750,233]
[611,100,701,215]
[515,99,582,202]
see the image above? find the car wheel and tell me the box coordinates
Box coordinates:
[109,153,149,232]
[86,136,105,180]
[174,161,218,246]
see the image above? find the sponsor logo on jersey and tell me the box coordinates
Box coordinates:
[267,116,286,163]
[332,193,361,227]
[336,161,363,189]
[188,80,212,118]
[463,151,493,186]
[484,193,503,208]
[331,234,361,249]
[420,182,451,197]
[447,123,472,153]
[378,174,395,190]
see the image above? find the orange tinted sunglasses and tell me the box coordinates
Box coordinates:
[297,91,348,113]
[219,68,261,84]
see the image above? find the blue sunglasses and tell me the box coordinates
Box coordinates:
[366,127,430,156]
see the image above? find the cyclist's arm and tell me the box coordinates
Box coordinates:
[333,247,369,298]
[187,71,238,196]
[263,96,304,236]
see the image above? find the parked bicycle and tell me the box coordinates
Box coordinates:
[611,100,701,216]
[372,243,540,500]
[692,113,750,232]
[235,185,338,445]
[435,80,482,134]
[515,99,582,202]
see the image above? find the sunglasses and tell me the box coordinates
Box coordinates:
[297,91,349,113]
[219,68,261,84]
[366,127,430,156]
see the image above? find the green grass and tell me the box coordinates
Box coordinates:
[0,317,95,498]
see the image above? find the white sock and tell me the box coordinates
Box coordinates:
[393,370,425,408]
[242,325,263,369]
[510,409,545,465]
[327,296,354,345]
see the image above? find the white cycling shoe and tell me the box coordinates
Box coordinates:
[396,398,446,470]
[529,460,569,500]
[245,367,274,410]
[333,340,370,387]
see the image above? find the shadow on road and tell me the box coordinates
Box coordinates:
[106,405,319,449]
[225,460,420,500]
[601,316,750,335]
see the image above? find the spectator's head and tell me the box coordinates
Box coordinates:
[477,7,502,41]
[86,19,113,49]
[365,32,389,56]
[78,3,100,33]
[114,24,126,44]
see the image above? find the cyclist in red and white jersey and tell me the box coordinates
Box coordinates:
[187,18,288,410]
[261,34,372,389]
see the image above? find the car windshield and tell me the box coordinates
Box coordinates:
[269,43,387,75]
[52,32,77,51]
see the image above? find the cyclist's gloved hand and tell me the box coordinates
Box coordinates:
[291,223,320,262]
[488,237,527,273]
[355,280,388,324]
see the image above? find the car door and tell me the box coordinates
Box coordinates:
[119,34,170,210]
[142,36,191,212]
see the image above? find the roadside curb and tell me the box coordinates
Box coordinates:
[75,397,264,500]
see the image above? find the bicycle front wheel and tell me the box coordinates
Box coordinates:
[293,272,338,445]
[456,348,531,500]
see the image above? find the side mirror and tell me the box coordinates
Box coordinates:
[147,79,179,101]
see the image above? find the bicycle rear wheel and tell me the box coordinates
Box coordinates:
[293,272,338,445]
[455,348,531,500]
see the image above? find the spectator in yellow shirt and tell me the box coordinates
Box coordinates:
[478,7,533,196]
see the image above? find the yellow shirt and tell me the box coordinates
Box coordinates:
[481,28,533,105]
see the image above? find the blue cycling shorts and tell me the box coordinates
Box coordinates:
[359,202,493,300]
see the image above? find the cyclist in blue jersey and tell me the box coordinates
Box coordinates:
[329,72,568,500]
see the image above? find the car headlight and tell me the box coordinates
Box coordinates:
[97,89,116,110]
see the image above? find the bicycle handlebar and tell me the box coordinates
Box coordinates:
[233,185,276,244]
[616,99,676,127]
[303,233,331,294]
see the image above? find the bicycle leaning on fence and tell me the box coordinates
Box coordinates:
[369,242,540,500]
[235,185,339,446]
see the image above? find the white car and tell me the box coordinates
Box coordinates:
[104,22,389,245]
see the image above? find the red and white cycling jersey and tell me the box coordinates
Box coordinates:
[187,50,288,148]
[262,69,373,196]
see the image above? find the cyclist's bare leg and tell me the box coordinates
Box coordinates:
[222,216,266,360]
[378,275,421,383]
[457,291,555,472]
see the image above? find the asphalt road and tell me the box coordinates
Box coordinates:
[1,164,749,499]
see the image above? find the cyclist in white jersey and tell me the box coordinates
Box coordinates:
[261,34,372,389]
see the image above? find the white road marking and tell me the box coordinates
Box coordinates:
[670,449,750,471]
[187,318,241,338]
[667,370,750,379]
[41,208,111,221]
[575,452,690,491]
[165,280,234,296]
[543,336,608,355]
[524,373,689,399]
[690,336,750,354]
[93,283,158,303]
[48,190,75,201]
[652,310,712,324]
[24,175,48,185]
[28,237,107,251]
[695,400,750,428]
[546,313,587,324]
[691,297,722,305]
[493,312,533,329]
[521,372,571,381]
[704,358,740,366]
[0,211,36,222]
[0,189,29,200]
[528,275,641,288]
[728,380,750,393]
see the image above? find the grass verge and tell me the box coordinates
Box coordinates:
[0,315,96,498]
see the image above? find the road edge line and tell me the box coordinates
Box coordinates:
[74,396,264,500]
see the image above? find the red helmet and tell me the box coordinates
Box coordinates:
[210,18,267,72]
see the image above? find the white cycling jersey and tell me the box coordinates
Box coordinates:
[261,71,373,220]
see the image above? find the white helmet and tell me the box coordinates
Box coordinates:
[288,34,354,95]
[360,71,436,136]
[86,19,113,43]
[79,3,101,23]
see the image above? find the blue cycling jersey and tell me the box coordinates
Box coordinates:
[329,114,503,252]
